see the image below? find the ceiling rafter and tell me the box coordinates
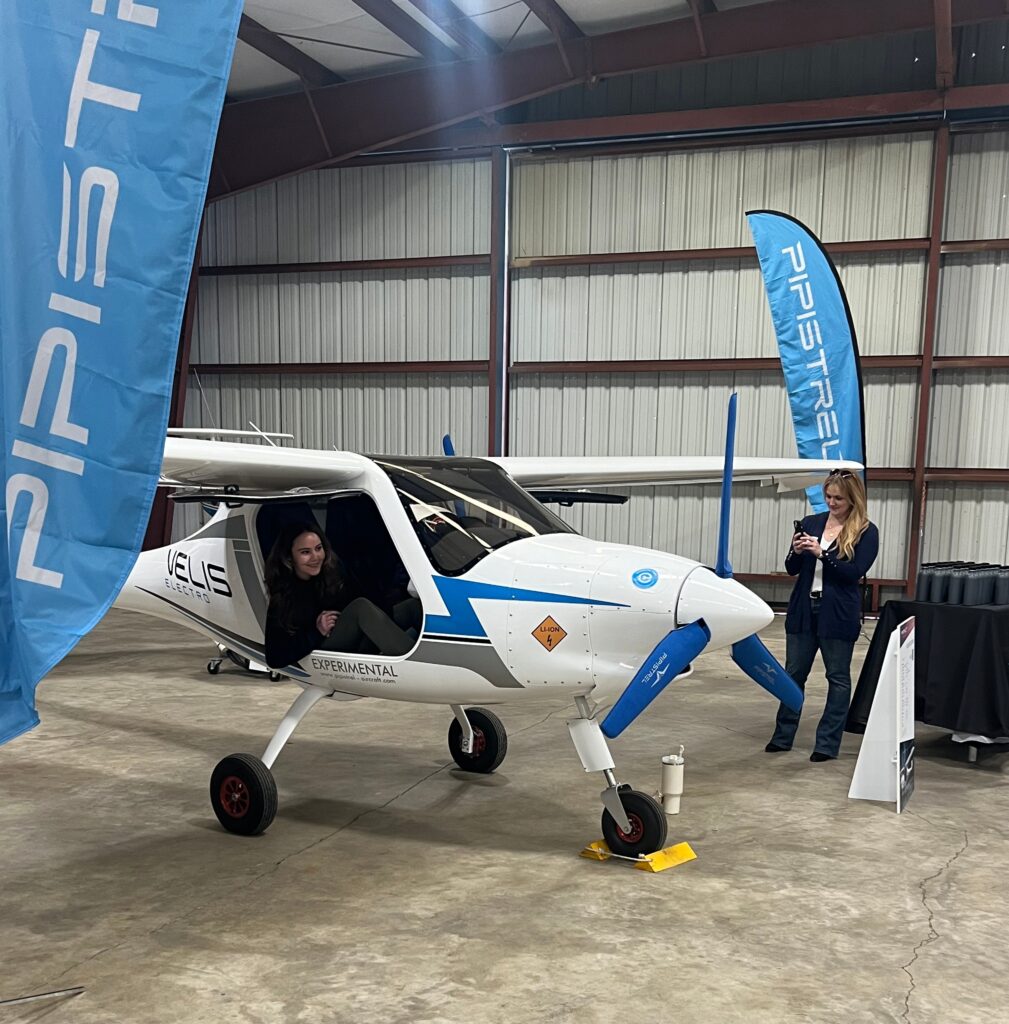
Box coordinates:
[687,0,709,56]
[351,0,458,62]
[405,0,500,57]
[523,0,583,77]
[934,0,955,90]
[212,0,1009,199]
[237,15,343,88]
[523,0,583,41]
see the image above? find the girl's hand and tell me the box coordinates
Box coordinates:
[316,610,339,636]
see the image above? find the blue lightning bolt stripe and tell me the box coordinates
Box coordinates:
[424,576,627,639]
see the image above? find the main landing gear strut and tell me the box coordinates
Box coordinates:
[567,696,667,857]
[207,688,663,856]
[210,684,329,836]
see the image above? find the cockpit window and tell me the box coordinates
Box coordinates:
[375,457,577,576]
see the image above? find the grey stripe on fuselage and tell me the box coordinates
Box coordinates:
[194,513,268,630]
[409,638,524,688]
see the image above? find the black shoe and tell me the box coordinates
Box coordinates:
[809,751,835,762]
[765,742,790,753]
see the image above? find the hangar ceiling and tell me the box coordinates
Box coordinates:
[209,0,1009,199]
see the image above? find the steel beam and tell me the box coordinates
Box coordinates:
[405,83,1009,153]
[523,0,583,41]
[237,15,343,88]
[907,125,950,596]
[511,238,930,269]
[687,0,709,57]
[405,0,500,56]
[199,254,489,276]
[934,0,955,90]
[509,356,922,375]
[189,360,488,376]
[211,1,1009,198]
[143,242,201,550]
[351,0,457,62]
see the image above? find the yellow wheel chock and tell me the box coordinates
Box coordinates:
[579,839,697,872]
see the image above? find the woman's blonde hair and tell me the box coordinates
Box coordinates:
[823,470,869,560]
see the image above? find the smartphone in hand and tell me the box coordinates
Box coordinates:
[793,519,803,536]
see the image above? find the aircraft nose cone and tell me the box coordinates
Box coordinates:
[676,566,773,650]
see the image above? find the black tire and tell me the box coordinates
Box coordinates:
[601,789,667,857]
[210,753,278,836]
[207,660,221,675]
[269,671,283,682]
[447,707,507,774]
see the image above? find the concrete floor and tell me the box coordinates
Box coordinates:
[2,610,1006,1024]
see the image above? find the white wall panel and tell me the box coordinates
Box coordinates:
[194,268,489,364]
[174,372,489,541]
[923,485,1009,564]
[513,134,933,257]
[509,370,917,466]
[511,253,924,361]
[927,371,1009,467]
[944,131,1009,241]
[203,159,491,266]
[936,253,1009,357]
[546,479,907,582]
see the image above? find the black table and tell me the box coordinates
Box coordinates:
[847,599,1009,738]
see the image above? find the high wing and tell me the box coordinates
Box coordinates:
[161,437,369,491]
[482,456,864,492]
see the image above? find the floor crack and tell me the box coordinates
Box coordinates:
[900,829,969,1023]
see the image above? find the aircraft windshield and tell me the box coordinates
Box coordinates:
[375,457,577,576]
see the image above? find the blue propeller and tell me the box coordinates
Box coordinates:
[716,393,804,713]
[442,434,455,456]
[601,620,711,739]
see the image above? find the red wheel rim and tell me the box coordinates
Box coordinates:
[219,775,251,819]
[464,727,486,757]
[616,812,645,844]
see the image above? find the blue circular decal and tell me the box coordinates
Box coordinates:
[632,568,659,589]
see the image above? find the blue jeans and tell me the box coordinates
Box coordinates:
[769,629,855,757]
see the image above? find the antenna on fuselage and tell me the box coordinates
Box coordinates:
[247,421,277,447]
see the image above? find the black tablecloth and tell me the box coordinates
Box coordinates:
[846,600,1009,736]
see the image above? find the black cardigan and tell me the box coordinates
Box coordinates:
[784,512,879,642]
[265,575,349,669]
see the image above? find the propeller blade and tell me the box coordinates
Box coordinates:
[714,392,738,579]
[601,619,711,739]
[731,633,804,712]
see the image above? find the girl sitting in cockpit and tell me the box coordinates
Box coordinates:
[264,523,415,668]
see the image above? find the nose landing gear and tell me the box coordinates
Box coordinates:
[567,696,668,858]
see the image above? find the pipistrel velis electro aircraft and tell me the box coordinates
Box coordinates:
[116,396,861,857]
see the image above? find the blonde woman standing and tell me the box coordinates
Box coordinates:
[765,470,879,762]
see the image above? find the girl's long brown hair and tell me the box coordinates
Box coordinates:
[264,523,346,632]
[824,472,869,560]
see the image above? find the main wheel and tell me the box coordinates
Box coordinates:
[601,789,667,857]
[447,707,507,774]
[207,659,221,675]
[210,753,278,836]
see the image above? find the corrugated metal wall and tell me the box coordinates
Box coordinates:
[512,254,925,361]
[179,126,1009,596]
[513,134,933,255]
[510,371,913,582]
[195,268,489,364]
[175,158,491,540]
[509,133,932,594]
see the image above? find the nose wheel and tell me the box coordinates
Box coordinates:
[601,789,667,857]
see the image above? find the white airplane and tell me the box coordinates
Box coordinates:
[115,396,861,857]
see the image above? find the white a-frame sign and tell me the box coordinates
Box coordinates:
[848,617,916,812]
